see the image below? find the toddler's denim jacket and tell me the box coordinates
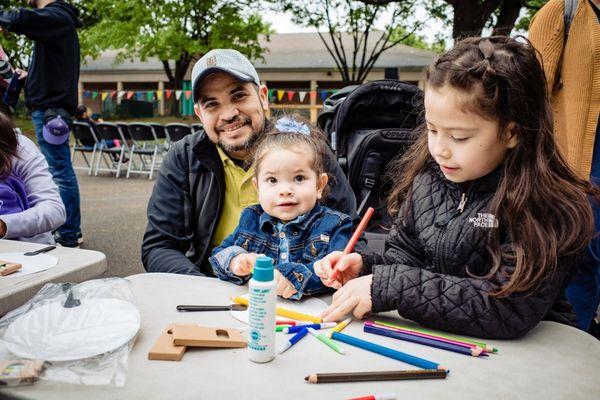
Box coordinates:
[210,204,352,299]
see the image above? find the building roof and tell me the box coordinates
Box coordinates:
[82,32,436,73]
[255,32,436,70]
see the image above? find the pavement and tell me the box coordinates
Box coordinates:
[75,160,154,278]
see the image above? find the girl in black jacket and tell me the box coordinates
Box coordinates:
[315,36,600,339]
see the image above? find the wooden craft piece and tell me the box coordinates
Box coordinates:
[171,324,247,348]
[148,326,186,361]
[0,260,22,276]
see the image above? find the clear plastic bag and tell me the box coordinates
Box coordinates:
[0,278,140,386]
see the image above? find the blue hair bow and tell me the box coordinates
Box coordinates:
[275,117,310,135]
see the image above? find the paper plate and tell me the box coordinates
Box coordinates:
[0,252,58,277]
[230,294,327,324]
[3,298,141,361]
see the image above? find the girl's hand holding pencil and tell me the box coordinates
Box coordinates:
[314,251,363,289]
[315,207,374,289]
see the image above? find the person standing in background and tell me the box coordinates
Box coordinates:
[0,0,82,247]
[529,0,600,337]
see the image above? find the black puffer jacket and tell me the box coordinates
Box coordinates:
[362,163,579,339]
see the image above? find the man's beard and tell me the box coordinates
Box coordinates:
[27,0,39,8]
[216,115,264,154]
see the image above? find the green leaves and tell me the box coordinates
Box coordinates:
[82,0,270,64]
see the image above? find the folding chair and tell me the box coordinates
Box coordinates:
[149,123,167,140]
[191,123,203,133]
[165,123,193,146]
[71,121,99,175]
[93,122,129,178]
[149,122,169,153]
[126,123,160,179]
[116,122,134,147]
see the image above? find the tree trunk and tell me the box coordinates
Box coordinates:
[492,0,523,36]
[452,0,503,39]
[164,56,191,117]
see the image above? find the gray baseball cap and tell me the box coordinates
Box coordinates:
[191,49,261,103]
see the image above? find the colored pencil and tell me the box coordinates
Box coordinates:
[283,322,337,334]
[327,317,352,338]
[366,321,485,353]
[276,325,292,332]
[308,327,346,354]
[276,320,297,326]
[348,393,395,400]
[232,296,322,323]
[331,332,445,371]
[364,324,486,357]
[331,207,374,279]
[304,369,448,383]
[278,327,309,354]
[374,320,497,353]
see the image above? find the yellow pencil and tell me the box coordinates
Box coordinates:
[231,296,322,323]
[327,317,352,338]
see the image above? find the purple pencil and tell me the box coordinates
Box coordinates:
[366,321,487,353]
[364,324,487,357]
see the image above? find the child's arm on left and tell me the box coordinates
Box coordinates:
[277,214,353,300]
[209,224,264,284]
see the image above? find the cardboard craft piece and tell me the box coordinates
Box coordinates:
[0,260,22,276]
[171,324,247,348]
[148,326,186,361]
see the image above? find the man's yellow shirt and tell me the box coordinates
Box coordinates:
[211,146,259,248]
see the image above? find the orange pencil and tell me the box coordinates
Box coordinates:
[331,207,375,280]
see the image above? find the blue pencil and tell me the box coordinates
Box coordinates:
[278,327,309,354]
[283,322,336,334]
[364,324,487,357]
[331,332,447,371]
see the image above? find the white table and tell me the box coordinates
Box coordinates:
[0,240,107,316]
[4,273,600,400]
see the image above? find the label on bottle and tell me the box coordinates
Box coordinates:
[248,283,276,361]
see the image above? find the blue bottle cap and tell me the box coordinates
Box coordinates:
[253,256,274,282]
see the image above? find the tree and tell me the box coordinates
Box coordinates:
[276,0,425,84]
[359,0,550,39]
[0,0,34,69]
[0,0,101,69]
[82,0,270,113]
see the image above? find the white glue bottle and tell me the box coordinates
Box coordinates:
[248,256,277,363]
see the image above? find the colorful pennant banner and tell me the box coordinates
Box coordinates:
[77,88,338,104]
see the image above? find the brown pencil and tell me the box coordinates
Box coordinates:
[304,369,448,383]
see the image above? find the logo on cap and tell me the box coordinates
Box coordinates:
[206,56,217,67]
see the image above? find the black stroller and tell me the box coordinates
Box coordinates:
[318,80,423,245]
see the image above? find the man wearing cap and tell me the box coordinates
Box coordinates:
[0,0,82,247]
[142,49,358,275]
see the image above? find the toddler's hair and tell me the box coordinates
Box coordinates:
[253,114,330,196]
[387,36,599,298]
[0,112,18,179]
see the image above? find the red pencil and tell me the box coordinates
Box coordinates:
[348,394,395,400]
[276,320,296,326]
[332,207,375,280]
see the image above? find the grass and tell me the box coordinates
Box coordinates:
[13,115,199,142]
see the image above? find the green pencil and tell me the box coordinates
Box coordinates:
[374,320,497,353]
[276,325,292,332]
[307,327,345,354]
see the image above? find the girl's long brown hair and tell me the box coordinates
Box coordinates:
[387,36,599,297]
[0,112,18,179]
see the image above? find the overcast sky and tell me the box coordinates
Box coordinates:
[262,8,448,43]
